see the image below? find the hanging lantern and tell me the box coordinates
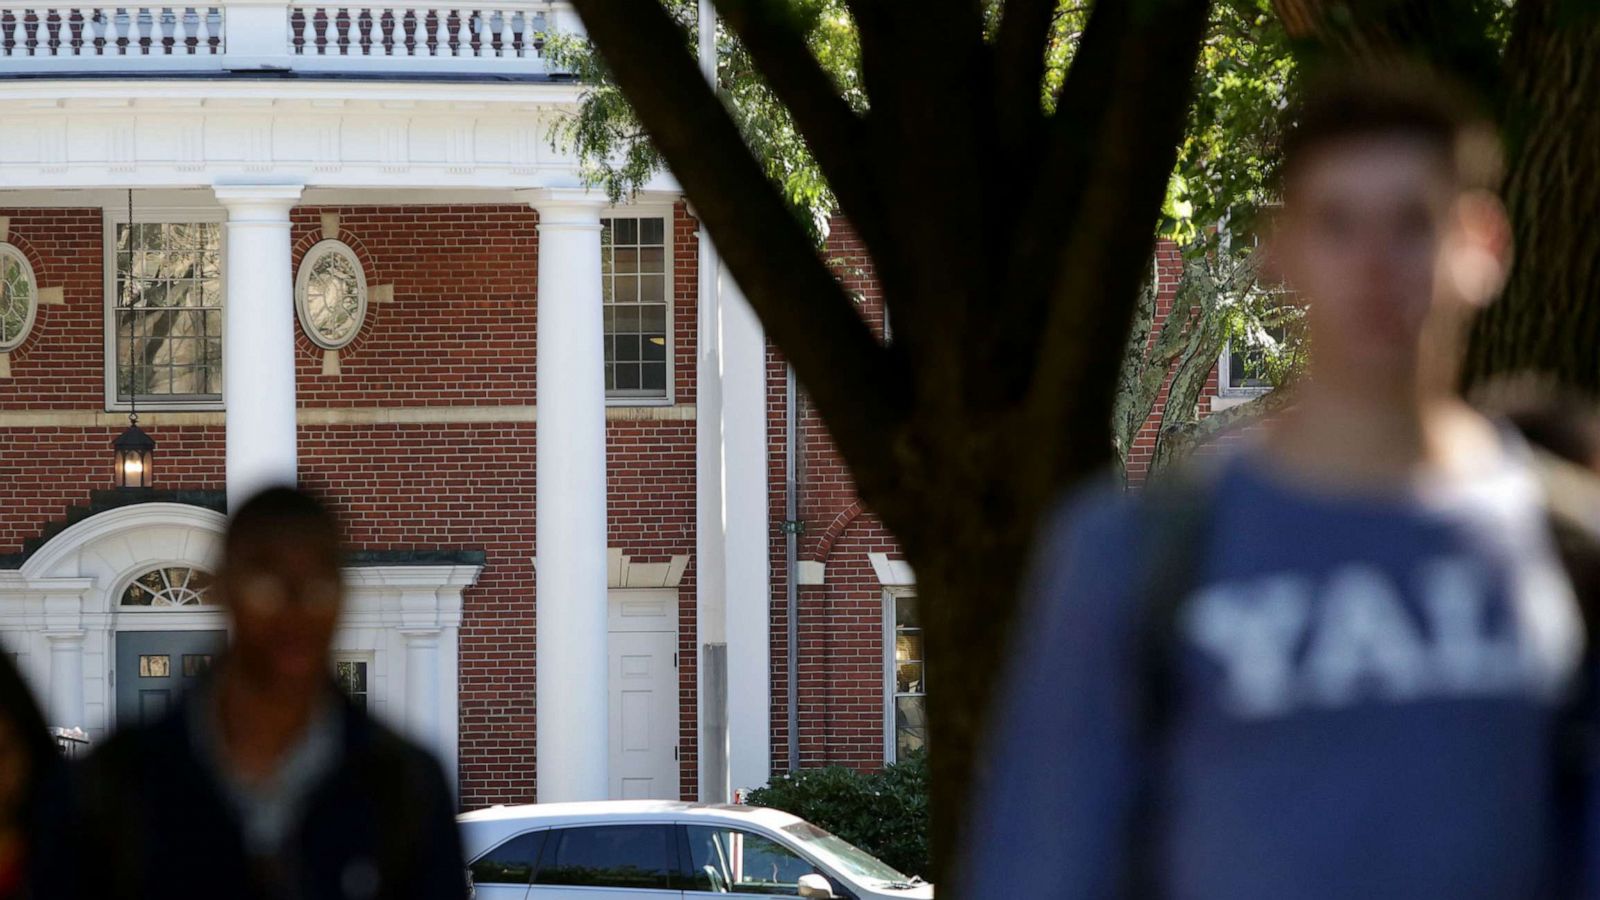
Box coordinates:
[113,419,155,489]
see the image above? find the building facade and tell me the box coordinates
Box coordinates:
[0,1,1223,807]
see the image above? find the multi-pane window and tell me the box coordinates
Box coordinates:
[0,243,38,352]
[114,222,223,402]
[600,216,668,400]
[120,566,215,607]
[891,594,926,760]
[1220,323,1289,396]
[335,658,370,709]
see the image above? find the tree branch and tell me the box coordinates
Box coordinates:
[709,0,887,251]
[569,0,910,496]
[992,0,1057,161]
[1025,0,1212,478]
[981,0,1141,405]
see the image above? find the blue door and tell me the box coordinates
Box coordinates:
[115,630,227,728]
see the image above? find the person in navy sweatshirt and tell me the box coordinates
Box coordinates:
[959,67,1597,899]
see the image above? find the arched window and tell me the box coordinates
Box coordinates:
[120,566,216,607]
[0,243,38,353]
[295,240,368,350]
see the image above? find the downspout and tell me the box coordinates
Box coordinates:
[785,364,801,772]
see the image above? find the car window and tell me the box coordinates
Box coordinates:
[686,825,821,895]
[471,830,547,885]
[535,825,676,890]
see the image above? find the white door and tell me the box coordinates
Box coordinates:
[608,590,680,800]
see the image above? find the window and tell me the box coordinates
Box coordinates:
[470,830,547,886]
[120,566,216,607]
[1219,335,1276,395]
[335,658,370,708]
[685,825,820,895]
[112,221,224,404]
[0,243,38,352]
[535,824,675,890]
[890,593,926,761]
[601,216,669,401]
[296,240,368,349]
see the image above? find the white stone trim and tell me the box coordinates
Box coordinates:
[0,403,698,428]
[0,502,478,789]
[867,552,916,589]
[294,238,369,351]
[605,549,690,590]
[797,561,826,586]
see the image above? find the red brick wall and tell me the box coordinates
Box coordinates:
[767,219,904,774]
[0,202,704,808]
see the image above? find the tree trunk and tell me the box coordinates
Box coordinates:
[1464,1,1600,393]
[566,0,1211,881]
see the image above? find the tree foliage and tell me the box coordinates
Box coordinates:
[746,753,930,879]
[541,0,861,244]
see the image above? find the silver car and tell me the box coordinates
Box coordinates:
[458,800,933,900]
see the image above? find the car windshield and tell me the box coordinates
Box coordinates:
[780,821,912,885]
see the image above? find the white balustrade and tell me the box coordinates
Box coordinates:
[0,5,224,59]
[0,0,568,72]
[290,3,545,61]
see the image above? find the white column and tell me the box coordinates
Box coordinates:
[720,266,771,793]
[519,188,610,803]
[401,628,442,747]
[44,630,85,730]
[214,184,303,510]
[695,212,731,803]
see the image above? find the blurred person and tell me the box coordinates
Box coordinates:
[959,68,1597,899]
[65,487,466,900]
[0,654,59,900]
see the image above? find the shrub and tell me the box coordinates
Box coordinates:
[746,752,929,879]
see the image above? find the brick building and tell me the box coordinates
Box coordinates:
[0,2,1237,807]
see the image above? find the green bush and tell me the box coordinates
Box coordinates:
[746,752,929,879]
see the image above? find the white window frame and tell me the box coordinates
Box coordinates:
[102,206,228,412]
[601,205,675,407]
[296,238,369,351]
[0,242,39,353]
[1217,339,1275,401]
[882,585,925,764]
[333,652,375,710]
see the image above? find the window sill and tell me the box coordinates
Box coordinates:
[605,397,674,409]
[106,401,225,414]
[1211,390,1272,412]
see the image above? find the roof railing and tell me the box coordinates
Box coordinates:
[0,0,579,75]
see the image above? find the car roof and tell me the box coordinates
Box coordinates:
[457,800,803,831]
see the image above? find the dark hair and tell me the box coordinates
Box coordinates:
[1280,64,1503,194]
[224,485,344,564]
[0,651,59,828]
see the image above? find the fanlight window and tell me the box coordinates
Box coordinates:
[295,240,368,350]
[121,567,216,608]
[0,243,38,353]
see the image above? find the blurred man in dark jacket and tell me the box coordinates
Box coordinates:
[61,487,465,900]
